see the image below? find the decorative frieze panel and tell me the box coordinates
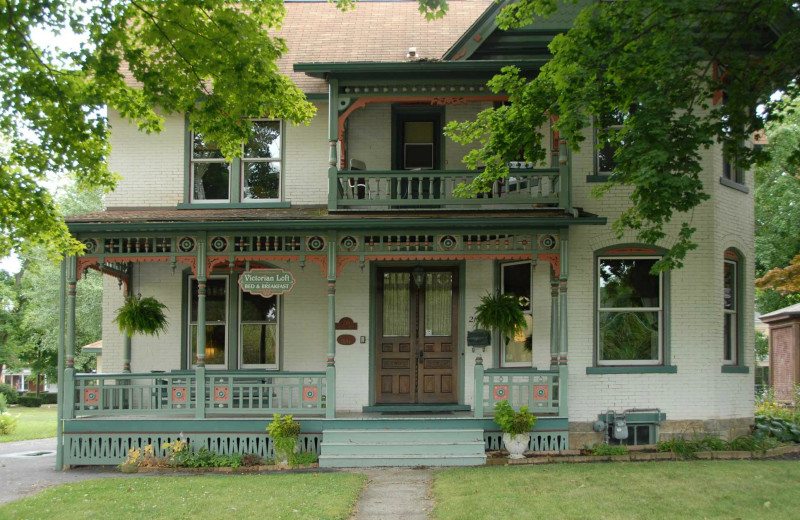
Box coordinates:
[233,235,303,253]
[349,234,540,254]
[340,84,489,96]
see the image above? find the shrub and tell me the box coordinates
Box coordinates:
[0,394,8,413]
[292,452,318,466]
[493,400,537,435]
[657,437,699,459]
[16,396,42,408]
[39,393,58,405]
[0,383,18,404]
[267,414,301,465]
[0,412,19,435]
[241,453,264,467]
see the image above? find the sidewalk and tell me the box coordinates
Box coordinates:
[347,467,434,520]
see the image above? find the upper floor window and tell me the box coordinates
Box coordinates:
[190,120,283,204]
[595,110,626,177]
[723,249,741,365]
[597,254,663,365]
[722,157,744,185]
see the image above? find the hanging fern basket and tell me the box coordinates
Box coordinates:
[113,295,169,338]
[473,292,527,347]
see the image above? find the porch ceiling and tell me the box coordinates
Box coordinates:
[66,206,605,233]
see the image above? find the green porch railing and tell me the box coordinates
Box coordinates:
[481,368,560,415]
[72,371,327,416]
[74,372,198,415]
[336,168,560,209]
[206,371,327,415]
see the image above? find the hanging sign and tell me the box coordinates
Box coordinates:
[239,268,296,298]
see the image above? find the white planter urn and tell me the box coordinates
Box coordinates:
[502,432,530,459]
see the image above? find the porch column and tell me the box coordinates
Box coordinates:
[195,240,207,419]
[123,263,132,373]
[558,136,571,209]
[549,277,559,370]
[63,255,77,421]
[326,231,337,418]
[558,236,569,417]
[328,79,339,211]
[473,353,484,418]
[56,259,67,469]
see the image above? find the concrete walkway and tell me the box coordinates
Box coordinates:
[348,468,434,520]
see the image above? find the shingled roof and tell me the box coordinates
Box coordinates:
[279,0,493,93]
[120,0,493,94]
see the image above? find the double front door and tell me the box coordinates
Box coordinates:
[375,266,459,404]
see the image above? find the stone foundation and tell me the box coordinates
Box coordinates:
[568,417,753,449]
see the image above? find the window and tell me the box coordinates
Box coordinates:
[189,278,228,367]
[594,111,625,176]
[191,134,230,202]
[240,290,279,368]
[597,256,663,365]
[723,250,741,365]
[722,157,745,185]
[189,120,283,204]
[501,261,533,367]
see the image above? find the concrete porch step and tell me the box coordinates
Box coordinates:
[319,428,487,468]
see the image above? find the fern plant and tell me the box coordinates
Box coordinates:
[474,292,527,346]
[113,295,169,338]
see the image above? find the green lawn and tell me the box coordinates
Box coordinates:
[0,473,366,520]
[0,405,57,443]
[433,461,800,519]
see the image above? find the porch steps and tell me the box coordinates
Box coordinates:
[318,428,486,468]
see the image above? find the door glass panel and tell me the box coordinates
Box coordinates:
[425,272,452,336]
[382,272,410,336]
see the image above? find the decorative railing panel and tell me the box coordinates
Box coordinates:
[337,168,560,209]
[206,371,326,415]
[73,371,326,416]
[74,373,198,415]
[482,369,559,414]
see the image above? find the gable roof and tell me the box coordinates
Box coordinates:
[760,303,800,323]
[277,0,492,93]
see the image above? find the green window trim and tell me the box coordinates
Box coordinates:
[722,249,747,370]
[719,176,749,193]
[721,365,749,374]
[593,244,672,369]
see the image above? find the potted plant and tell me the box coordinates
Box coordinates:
[473,292,527,346]
[113,295,169,338]
[266,413,301,466]
[494,400,537,459]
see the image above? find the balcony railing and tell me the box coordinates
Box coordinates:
[73,371,327,417]
[335,167,563,209]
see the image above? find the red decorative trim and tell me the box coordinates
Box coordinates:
[537,253,561,280]
[336,317,358,330]
[305,255,327,275]
[473,34,482,42]
[430,97,468,106]
[326,356,335,367]
[337,334,356,346]
[207,255,229,274]
[533,385,549,401]
[302,386,318,402]
[175,256,198,276]
[172,387,188,403]
[452,47,467,60]
[84,388,99,404]
[493,385,509,401]
[213,386,229,402]
[336,253,532,275]
[724,250,739,260]
[603,247,658,255]
[76,257,98,280]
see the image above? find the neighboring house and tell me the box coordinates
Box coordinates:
[760,303,800,402]
[82,340,103,374]
[57,0,757,468]
[1,366,57,394]
[755,312,770,391]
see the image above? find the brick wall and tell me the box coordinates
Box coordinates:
[770,323,798,400]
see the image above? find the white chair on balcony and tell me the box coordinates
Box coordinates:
[348,158,371,200]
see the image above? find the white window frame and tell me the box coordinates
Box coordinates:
[188,276,229,369]
[190,133,231,203]
[501,260,534,368]
[238,289,280,370]
[597,255,663,366]
[241,119,283,202]
[723,258,738,365]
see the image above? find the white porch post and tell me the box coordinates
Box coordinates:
[326,231,337,418]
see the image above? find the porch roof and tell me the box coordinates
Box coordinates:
[65,206,605,233]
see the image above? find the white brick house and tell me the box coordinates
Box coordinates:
[57,0,754,467]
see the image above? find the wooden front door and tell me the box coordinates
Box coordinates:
[375,266,459,404]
